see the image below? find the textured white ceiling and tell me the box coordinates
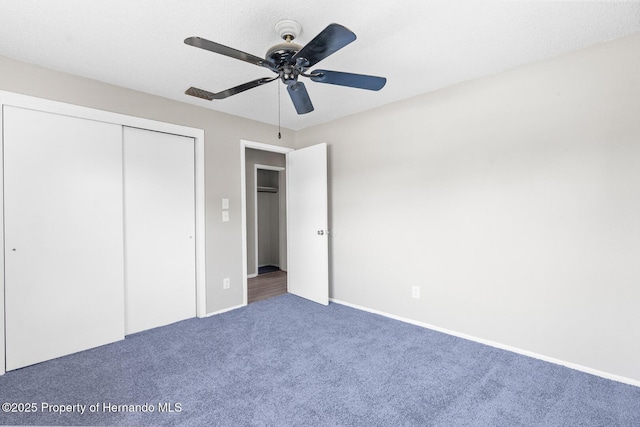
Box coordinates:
[1,1,639,130]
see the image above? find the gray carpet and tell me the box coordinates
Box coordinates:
[0,294,639,426]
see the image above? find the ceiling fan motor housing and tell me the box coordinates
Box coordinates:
[265,41,302,68]
[266,19,308,84]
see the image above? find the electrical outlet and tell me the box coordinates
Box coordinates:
[223,278,230,289]
[412,286,420,299]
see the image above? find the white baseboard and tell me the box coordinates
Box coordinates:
[201,304,246,317]
[247,273,258,279]
[330,298,640,388]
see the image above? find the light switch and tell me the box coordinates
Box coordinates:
[222,211,229,222]
[222,198,229,210]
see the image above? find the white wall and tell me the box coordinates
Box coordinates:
[296,33,640,383]
[0,55,295,314]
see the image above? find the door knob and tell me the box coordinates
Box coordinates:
[317,230,324,235]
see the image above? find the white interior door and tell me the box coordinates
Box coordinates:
[287,143,329,305]
[123,127,196,335]
[4,106,125,371]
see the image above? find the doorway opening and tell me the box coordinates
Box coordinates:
[241,141,293,305]
[249,165,287,303]
[240,140,329,307]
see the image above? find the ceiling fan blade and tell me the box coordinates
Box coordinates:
[185,77,277,101]
[310,70,387,91]
[292,24,356,68]
[287,82,314,114]
[184,36,271,68]
[185,86,217,101]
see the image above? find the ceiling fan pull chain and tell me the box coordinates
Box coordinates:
[278,82,282,139]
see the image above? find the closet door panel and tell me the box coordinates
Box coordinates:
[4,106,125,371]
[123,127,196,335]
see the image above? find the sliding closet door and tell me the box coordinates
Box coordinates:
[123,127,196,335]
[4,106,125,371]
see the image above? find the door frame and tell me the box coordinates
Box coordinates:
[253,164,286,278]
[0,90,207,375]
[240,140,294,305]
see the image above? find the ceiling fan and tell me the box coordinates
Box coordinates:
[184,20,387,114]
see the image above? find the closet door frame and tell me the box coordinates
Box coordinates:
[0,90,207,376]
